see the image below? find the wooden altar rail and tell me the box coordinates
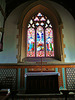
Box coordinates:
[0,64,75,68]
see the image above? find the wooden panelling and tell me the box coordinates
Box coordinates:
[20,68,25,88]
[0,65,75,90]
[28,68,55,72]
[58,68,63,88]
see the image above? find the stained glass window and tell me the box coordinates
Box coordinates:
[27,28,35,57]
[36,22,39,26]
[40,17,46,21]
[27,12,54,57]
[36,26,44,57]
[37,12,42,16]
[45,28,54,57]
[34,17,39,21]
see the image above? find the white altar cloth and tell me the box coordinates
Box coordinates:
[25,72,60,77]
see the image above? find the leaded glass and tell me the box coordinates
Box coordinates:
[45,24,48,28]
[27,28,35,57]
[28,24,31,28]
[37,12,42,16]
[27,12,54,57]
[40,17,46,21]
[45,28,54,57]
[47,19,50,24]
[40,22,44,26]
[49,24,52,28]
[32,24,35,28]
[34,17,39,21]
[36,22,39,26]
[36,26,44,57]
[30,20,33,24]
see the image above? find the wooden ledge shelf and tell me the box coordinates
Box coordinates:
[0,63,75,68]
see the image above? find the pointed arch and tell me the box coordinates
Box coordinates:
[17,0,65,63]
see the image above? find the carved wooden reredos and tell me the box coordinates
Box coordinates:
[17,1,66,63]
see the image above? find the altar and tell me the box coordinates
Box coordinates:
[25,72,60,94]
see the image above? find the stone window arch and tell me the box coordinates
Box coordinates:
[17,1,65,63]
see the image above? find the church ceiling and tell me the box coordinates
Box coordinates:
[5,0,75,19]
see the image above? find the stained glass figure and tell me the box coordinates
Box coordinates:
[27,28,35,57]
[45,28,54,57]
[36,26,44,57]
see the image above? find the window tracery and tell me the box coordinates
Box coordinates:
[27,12,54,57]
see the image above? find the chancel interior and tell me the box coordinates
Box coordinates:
[0,0,75,100]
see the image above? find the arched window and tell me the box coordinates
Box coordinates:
[27,12,54,57]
